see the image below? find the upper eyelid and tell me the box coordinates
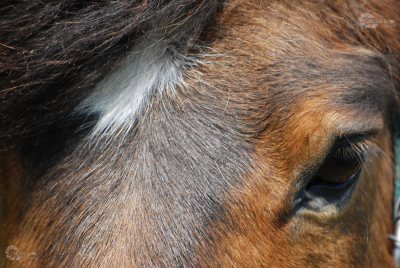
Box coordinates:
[338,131,378,142]
[332,131,378,150]
[331,133,382,160]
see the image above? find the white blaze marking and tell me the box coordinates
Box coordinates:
[77,40,183,138]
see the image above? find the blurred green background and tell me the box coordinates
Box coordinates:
[396,140,400,197]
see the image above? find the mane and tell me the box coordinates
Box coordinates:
[0,0,222,142]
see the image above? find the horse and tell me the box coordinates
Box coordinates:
[0,0,399,267]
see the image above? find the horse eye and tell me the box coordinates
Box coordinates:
[313,150,362,185]
[299,137,367,211]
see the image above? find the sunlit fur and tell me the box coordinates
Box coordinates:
[1,0,400,267]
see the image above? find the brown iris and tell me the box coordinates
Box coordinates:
[314,153,362,185]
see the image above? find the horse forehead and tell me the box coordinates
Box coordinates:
[202,3,395,114]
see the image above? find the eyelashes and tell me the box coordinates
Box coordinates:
[296,131,383,212]
[294,131,384,212]
[307,133,381,188]
[332,133,382,165]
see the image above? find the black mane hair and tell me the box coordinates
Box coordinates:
[0,0,222,141]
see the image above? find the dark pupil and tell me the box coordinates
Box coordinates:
[315,153,361,184]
